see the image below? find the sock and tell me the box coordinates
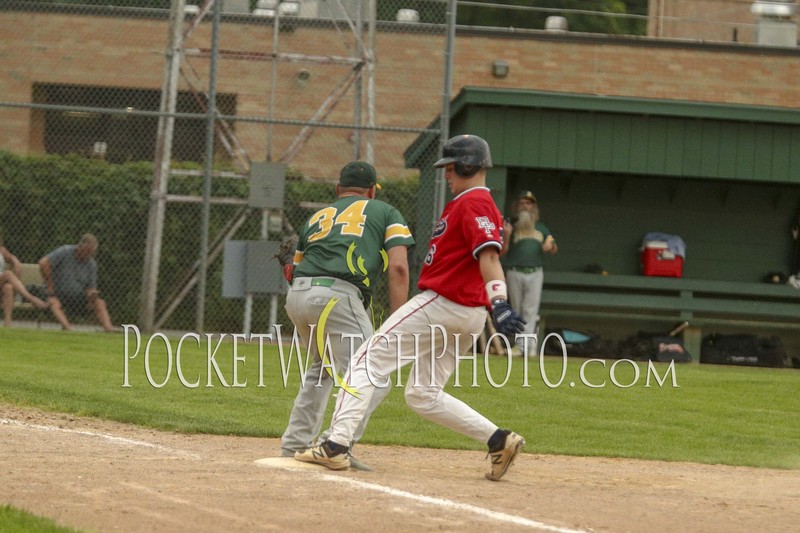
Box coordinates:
[487,429,509,452]
[324,440,349,456]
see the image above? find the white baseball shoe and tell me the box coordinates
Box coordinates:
[294,441,351,470]
[485,431,525,481]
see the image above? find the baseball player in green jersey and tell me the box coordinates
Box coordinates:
[280,161,414,469]
[501,191,557,355]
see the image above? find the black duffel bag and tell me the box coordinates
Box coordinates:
[700,334,787,368]
[617,332,692,363]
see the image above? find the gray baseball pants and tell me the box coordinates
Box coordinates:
[280,276,391,456]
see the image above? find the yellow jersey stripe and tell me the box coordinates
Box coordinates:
[384,224,412,242]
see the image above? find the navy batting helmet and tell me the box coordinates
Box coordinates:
[433,134,492,178]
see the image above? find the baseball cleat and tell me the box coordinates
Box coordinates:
[294,441,351,470]
[485,431,525,481]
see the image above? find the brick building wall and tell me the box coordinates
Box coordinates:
[2,8,800,178]
[648,0,759,42]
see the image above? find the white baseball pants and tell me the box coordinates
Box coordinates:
[328,290,499,448]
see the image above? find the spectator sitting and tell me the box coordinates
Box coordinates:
[1,235,49,327]
[38,234,114,331]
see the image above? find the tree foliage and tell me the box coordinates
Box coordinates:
[0,151,418,331]
[456,0,648,35]
[27,0,648,36]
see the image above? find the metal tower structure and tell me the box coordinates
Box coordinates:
[139,0,379,332]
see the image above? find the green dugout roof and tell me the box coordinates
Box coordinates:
[407,87,800,184]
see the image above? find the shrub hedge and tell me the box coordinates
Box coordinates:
[0,151,419,332]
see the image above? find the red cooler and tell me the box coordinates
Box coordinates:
[641,241,684,277]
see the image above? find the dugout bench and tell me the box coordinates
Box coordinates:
[539,272,800,360]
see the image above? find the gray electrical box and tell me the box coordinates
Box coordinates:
[245,240,284,294]
[222,240,287,298]
[249,162,286,210]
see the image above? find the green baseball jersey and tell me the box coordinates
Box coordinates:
[502,222,552,268]
[293,195,414,299]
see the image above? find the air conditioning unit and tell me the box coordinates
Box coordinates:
[396,9,420,23]
[755,19,798,45]
[278,0,301,17]
[252,8,276,17]
[752,1,798,46]
[297,0,368,21]
[751,0,796,17]
[223,0,250,15]
[545,16,569,33]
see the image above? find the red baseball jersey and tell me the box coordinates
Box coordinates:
[418,187,503,307]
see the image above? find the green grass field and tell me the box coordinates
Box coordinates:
[1,328,798,469]
[0,505,80,533]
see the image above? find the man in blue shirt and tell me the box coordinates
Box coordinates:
[39,234,114,331]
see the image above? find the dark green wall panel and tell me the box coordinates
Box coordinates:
[483,106,508,162]
[682,119,704,177]
[592,115,614,170]
[410,89,800,292]
[522,108,544,167]
[457,101,800,184]
[610,115,632,173]
[771,126,792,182]
[628,118,650,174]
[574,115,596,170]
[717,124,738,178]
[700,121,721,177]
[499,107,524,165]
[790,129,800,183]
[734,125,756,180]
[508,169,800,282]
[557,112,578,169]
[539,110,561,168]
[753,124,775,182]
[663,118,685,176]
[645,122,667,173]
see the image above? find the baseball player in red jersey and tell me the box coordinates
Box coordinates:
[296,135,527,481]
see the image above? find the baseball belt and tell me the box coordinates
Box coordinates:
[309,277,364,300]
[510,266,542,274]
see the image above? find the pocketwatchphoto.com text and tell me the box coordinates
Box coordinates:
[121,324,680,391]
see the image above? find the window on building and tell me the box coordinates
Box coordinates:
[32,83,237,164]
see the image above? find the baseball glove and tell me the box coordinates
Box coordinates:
[274,235,297,266]
[274,235,298,282]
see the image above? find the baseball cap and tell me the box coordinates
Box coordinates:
[339,161,381,189]
[518,190,537,202]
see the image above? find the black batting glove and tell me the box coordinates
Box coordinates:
[491,300,526,337]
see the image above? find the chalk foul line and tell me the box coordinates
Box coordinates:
[0,418,201,459]
[315,470,589,533]
[4,417,588,532]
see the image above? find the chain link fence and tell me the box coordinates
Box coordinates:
[1,0,763,334]
[0,0,447,334]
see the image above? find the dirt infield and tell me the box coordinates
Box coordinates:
[2,404,798,532]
